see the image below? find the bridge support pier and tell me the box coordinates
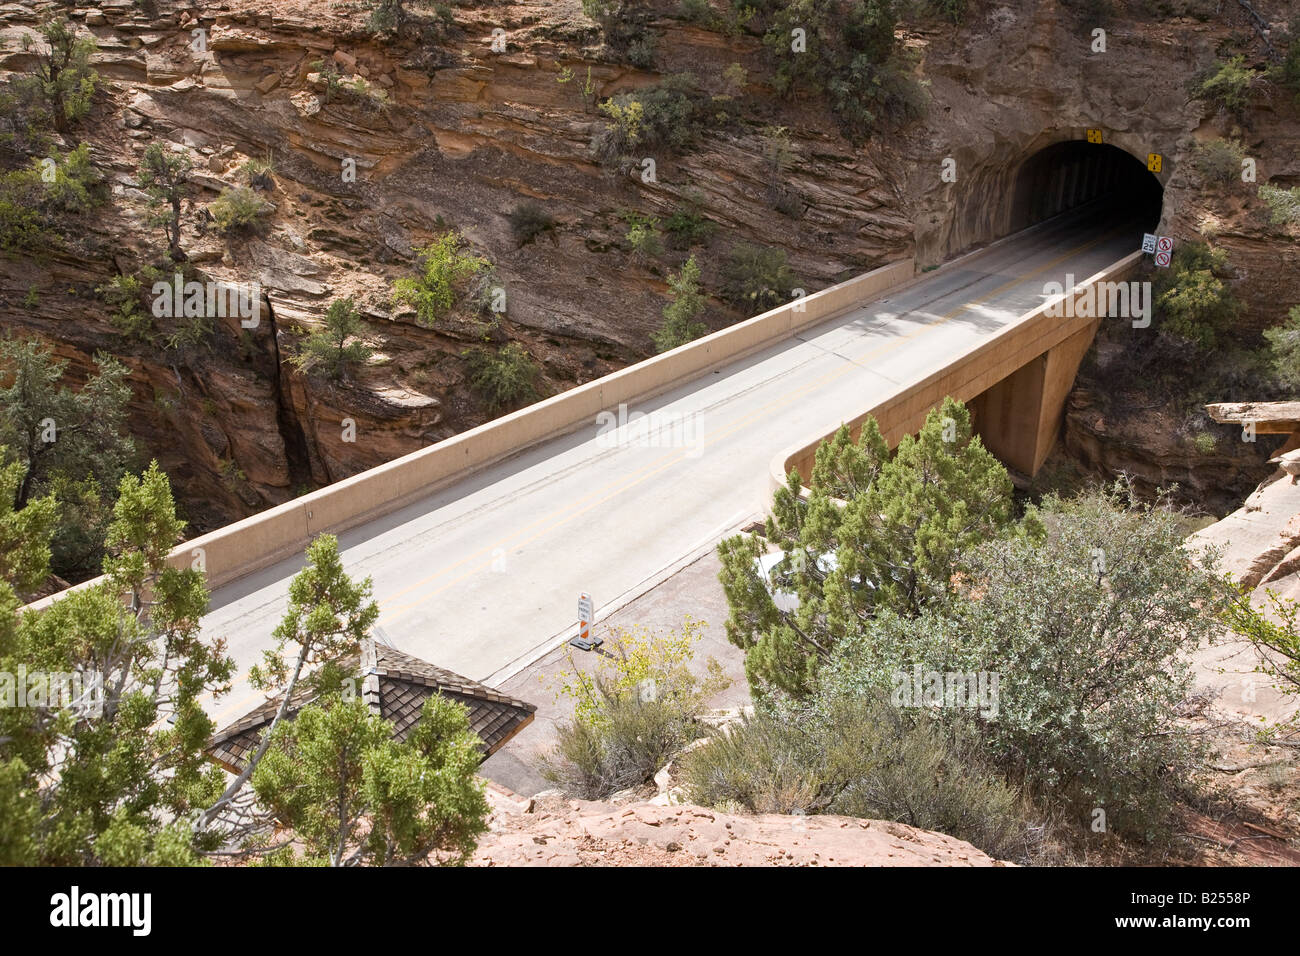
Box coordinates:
[970,319,1100,477]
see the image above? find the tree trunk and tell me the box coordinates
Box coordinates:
[198,643,310,830]
[14,460,34,510]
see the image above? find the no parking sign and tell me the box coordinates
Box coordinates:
[1154,235,1173,268]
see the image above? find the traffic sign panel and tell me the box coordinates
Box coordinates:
[1141,233,1157,254]
[571,592,602,651]
[1154,250,1171,268]
[1157,236,1173,252]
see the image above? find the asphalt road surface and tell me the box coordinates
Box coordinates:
[199,206,1146,727]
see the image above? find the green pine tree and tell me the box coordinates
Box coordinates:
[200,534,379,831]
[718,398,1027,696]
[0,462,233,865]
[0,338,135,581]
[138,142,192,261]
[290,298,373,379]
[252,694,489,866]
[20,17,98,133]
[0,453,57,597]
[652,255,709,353]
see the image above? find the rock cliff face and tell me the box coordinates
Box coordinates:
[905,1,1300,331]
[1061,387,1285,515]
[2,0,1297,531]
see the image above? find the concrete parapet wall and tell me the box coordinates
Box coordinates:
[27,257,916,609]
[771,251,1143,490]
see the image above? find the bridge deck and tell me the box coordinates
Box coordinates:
[199,207,1145,725]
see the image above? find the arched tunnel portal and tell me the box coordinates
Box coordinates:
[962,138,1165,477]
[1008,140,1163,235]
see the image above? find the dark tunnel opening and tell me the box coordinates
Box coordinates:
[1010,141,1163,234]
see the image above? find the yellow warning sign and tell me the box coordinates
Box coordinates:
[1085,128,1103,144]
[1147,153,1163,172]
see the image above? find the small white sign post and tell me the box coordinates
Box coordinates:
[571,592,602,650]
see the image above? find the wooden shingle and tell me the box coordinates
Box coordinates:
[206,638,535,774]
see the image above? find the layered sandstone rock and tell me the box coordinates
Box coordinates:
[2,0,1297,532]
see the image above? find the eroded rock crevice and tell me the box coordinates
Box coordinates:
[263,296,315,497]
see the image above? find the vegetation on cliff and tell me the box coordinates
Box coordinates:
[0,339,136,583]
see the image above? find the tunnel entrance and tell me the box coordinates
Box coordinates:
[927,136,1167,265]
[963,139,1165,480]
[1009,141,1163,234]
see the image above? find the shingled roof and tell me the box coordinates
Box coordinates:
[207,638,536,774]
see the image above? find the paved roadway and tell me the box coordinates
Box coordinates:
[199,206,1147,726]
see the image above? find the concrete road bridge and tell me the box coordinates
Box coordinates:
[28,136,1166,726]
